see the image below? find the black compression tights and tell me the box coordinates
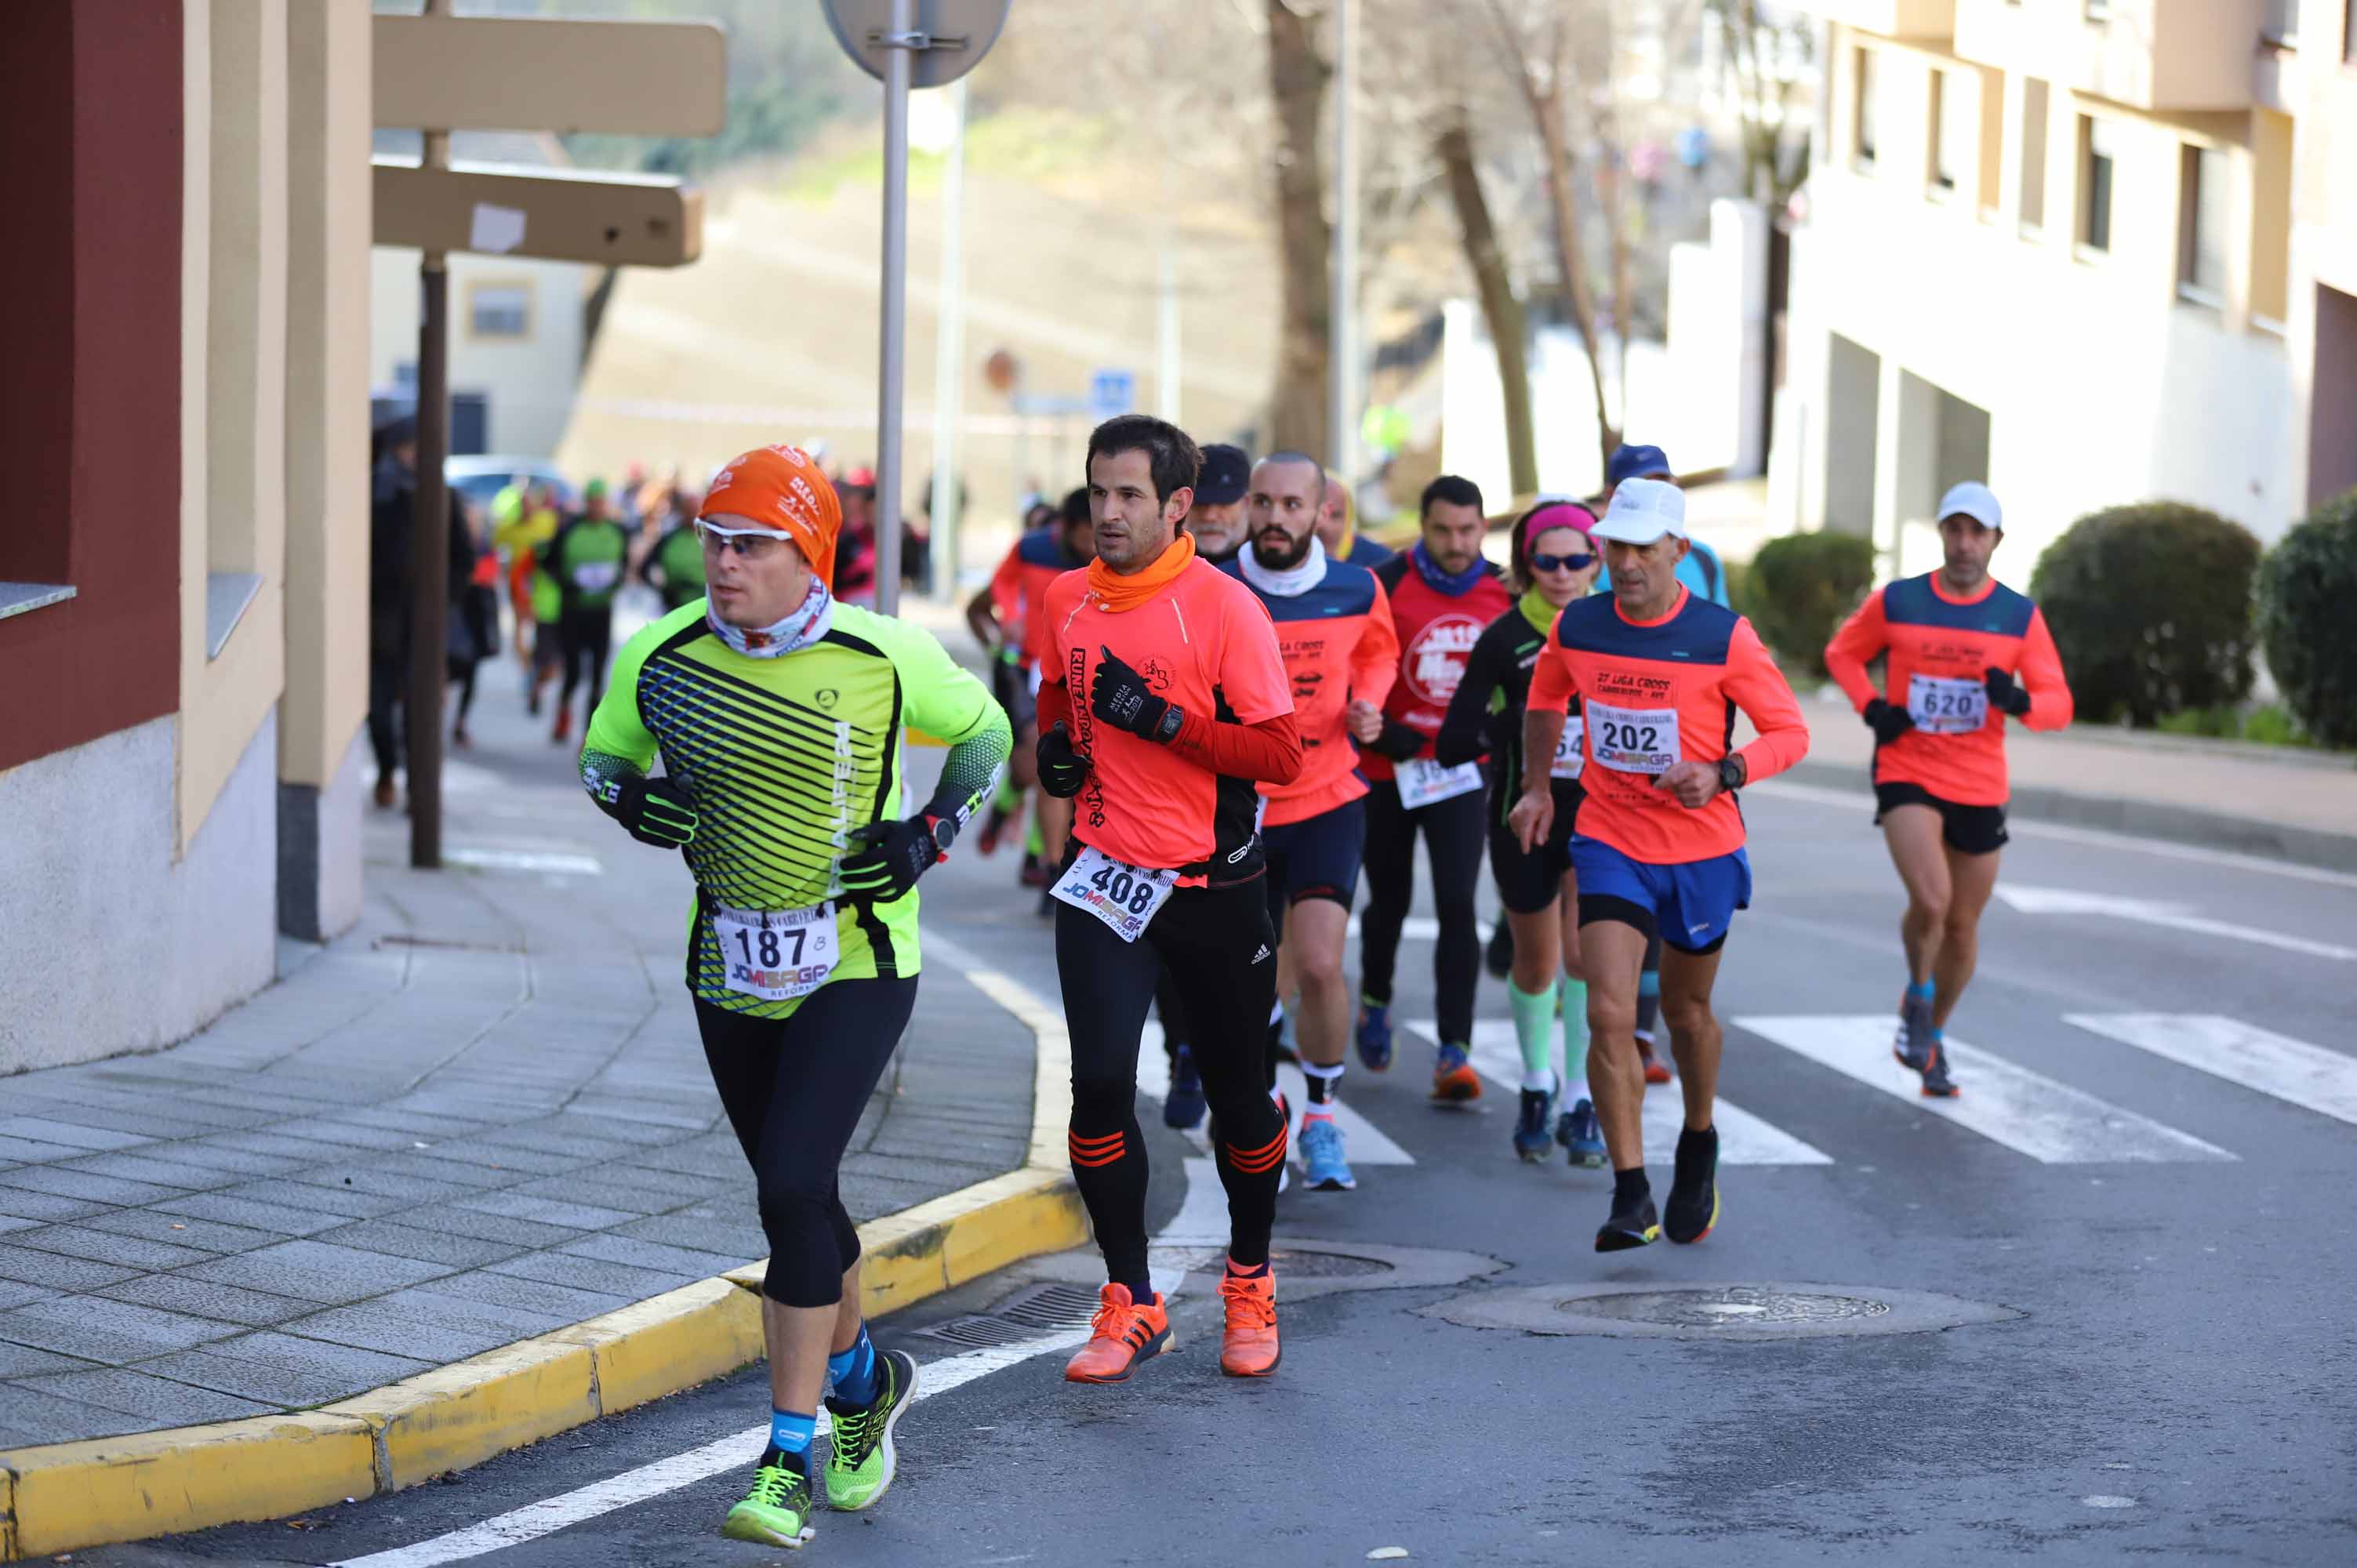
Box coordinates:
[1058,881,1284,1291]
[1357,781,1487,1045]
[697,978,914,1308]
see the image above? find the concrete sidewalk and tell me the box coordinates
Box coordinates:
[1783,688,2357,868]
[0,668,1040,1454]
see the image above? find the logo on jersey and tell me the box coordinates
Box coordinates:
[1140,655,1175,694]
[815,688,840,710]
[1404,614,1484,705]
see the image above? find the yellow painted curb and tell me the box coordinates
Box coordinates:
[0,952,1083,1562]
[1,1412,375,1560]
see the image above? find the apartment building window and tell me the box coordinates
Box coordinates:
[2177,145,2229,308]
[2019,78,2050,234]
[2086,0,2112,20]
[468,282,532,340]
[2345,0,2355,60]
[1929,71,1967,196]
[2078,116,2115,256]
[2261,0,2301,46]
[1853,46,1878,169]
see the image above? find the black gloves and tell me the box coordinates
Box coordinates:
[1984,667,2032,718]
[1037,722,1089,798]
[1862,699,1916,746]
[1368,718,1429,762]
[608,776,698,848]
[1091,646,1180,742]
[839,815,947,903]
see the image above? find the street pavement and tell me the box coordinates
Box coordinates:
[0,660,1033,1448]
[80,734,2357,1564]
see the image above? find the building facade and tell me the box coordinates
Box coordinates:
[0,0,373,1074]
[1778,0,2357,576]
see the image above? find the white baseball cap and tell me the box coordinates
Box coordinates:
[1938,481,2003,532]
[1590,477,1689,545]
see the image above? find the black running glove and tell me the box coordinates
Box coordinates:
[1983,666,2032,718]
[1091,646,1180,742]
[1862,698,1916,746]
[1368,718,1429,762]
[605,776,698,848]
[1037,722,1089,798]
[839,815,948,903]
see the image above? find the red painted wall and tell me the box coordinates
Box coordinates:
[0,0,183,774]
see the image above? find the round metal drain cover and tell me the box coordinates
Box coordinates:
[1267,1246,1391,1279]
[1422,1281,2021,1341]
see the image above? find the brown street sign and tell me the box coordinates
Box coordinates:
[372,159,703,268]
[373,14,728,137]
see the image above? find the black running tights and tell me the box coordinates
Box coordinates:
[1357,780,1487,1045]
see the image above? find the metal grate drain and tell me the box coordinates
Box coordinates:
[905,1281,1106,1350]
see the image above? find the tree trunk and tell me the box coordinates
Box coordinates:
[1436,120,1537,499]
[1266,0,1331,456]
[1531,92,1618,478]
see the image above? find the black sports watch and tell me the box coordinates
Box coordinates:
[1716,755,1747,795]
[925,813,958,855]
[1153,703,1186,744]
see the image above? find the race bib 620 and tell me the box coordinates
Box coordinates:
[1906,673,1988,735]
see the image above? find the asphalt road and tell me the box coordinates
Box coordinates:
[84,779,2357,1566]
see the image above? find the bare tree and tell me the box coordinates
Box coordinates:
[1705,0,1813,207]
[1435,119,1538,496]
[1265,0,1334,456]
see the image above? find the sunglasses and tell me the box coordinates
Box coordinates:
[696,521,787,561]
[1529,550,1596,573]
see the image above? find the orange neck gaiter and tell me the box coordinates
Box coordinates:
[1084,528,1196,613]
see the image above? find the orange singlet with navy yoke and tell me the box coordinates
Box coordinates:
[1040,559,1295,880]
[1823,572,2074,806]
[1527,586,1810,863]
[1220,555,1401,827]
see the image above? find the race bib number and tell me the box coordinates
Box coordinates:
[1050,846,1178,943]
[1907,673,1988,735]
[1394,757,1485,811]
[712,902,837,1003]
[1551,716,1585,781]
[1586,700,1680,775]
[572,561,621,592]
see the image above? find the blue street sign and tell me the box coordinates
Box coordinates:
[1088,368,1136,420]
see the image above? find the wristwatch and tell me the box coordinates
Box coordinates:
[1153,703,1186,744]
[1716,755,1747,795]
[925,813,957,856]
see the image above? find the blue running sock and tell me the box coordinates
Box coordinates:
[1907,979,1935,1002]
[768,1408,816,1458]
[827,1323,878,1406]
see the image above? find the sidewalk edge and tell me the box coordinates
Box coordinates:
[1781,758,2357,873]
[0,958,1084,1562]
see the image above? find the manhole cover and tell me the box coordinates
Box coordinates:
[1267,1247,1391,1279]
[1421,1281,2021,1340]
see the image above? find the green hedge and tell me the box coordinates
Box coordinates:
[2028,502,2260,727]
[1740,530,1875,680]
[2257,488,2357,749]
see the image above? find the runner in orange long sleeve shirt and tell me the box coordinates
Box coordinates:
[1512,479,1811,1254]
[1822,481,2075,1098]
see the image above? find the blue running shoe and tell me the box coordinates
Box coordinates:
[1299,1116,1356,1190]
[1354,999,1393,1072]
[1513,1082,1556,1162]
[1164,1044,1207,1130]
[1555,1097,1607,1168]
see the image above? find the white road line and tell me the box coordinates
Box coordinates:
[1746,779,2357,892]
[1429,1018,1834,1167]
[443,846,605,877]
[1992,885,2356,962]
[1734,1014,2235,1164]
[1346,916,1501,942]
[2065,1014,2357,1130]
[1137,1020,1416,1167]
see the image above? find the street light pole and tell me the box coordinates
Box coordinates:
[873,0,913,616]
[928,78,968,605]
[1328,0,1360,484]
[405,0,451,869]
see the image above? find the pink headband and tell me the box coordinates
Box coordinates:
[1523,503,1596,550]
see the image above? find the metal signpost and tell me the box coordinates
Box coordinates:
[822,0,1010,616]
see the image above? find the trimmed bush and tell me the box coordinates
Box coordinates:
[2028,502,2260,727]
[1741,529,1875,680]
[2257,488,2357,749]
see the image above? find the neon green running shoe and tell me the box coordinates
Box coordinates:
[823,1348,919,1512]
[721,1452,815,1550]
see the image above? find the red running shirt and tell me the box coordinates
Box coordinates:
[1364,555,1513,781]
[1823,572,2073,806]
[1528,588,1810,864]
[1040,559,1295,878]
[986,526,1083,672]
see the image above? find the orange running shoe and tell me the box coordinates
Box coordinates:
[1639,1038,1673,1086]
[1063,1283,1174,1384]
[1218,1269,1280,1377]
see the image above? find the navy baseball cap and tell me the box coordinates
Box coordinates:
[1607,443,1672,487]
[1196,443,1251,506]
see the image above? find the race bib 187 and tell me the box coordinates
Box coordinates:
[712,902,837,1002]
[1050,846,1178,943]
[1585,699,1680,775]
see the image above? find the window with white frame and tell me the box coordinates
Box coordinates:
[1853,47,1878,169]
[2079,116,2116,255]
[1930,70,1971,196]
[2177,144,2230,307]
[2019,78,2050,234]
[468,282,532,340]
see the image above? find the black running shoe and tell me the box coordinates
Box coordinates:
[1919,1035,1959,1098]
[1596,1195,1661,1252]
[1484,920,1515,980]
[1665,1127,1720,1244]
[1894,991,1935,1071]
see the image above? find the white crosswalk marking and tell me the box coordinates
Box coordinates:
[1136,1021,1416,1167]
[1736,1014,2235,1164]
[2065,1014,2357,1130]
[1418,1018,1835,1166]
